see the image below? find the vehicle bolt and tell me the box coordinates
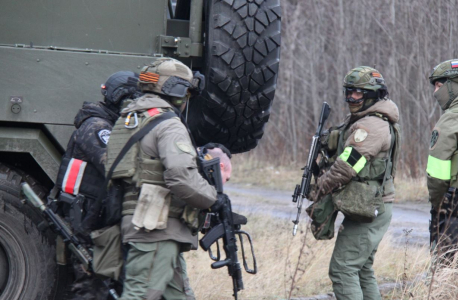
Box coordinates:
[11,104,21,114]
[185,52,189,55]
[85,62,89,65]
[36,59,40,62]
[186,44,189,48]
[165,39,169,43]
[34,109,37,113]
[137,66,141,69]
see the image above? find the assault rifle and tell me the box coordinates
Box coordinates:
[21,183,120,300]
[291,102,331,236]
[197,151,257,300]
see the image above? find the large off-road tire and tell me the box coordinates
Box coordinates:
[0,163,70,300]
[189,0,281,153]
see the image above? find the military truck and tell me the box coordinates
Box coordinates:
[0,0,281,299]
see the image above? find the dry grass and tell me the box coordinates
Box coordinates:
[184,207,430,299]
[230,156,429,203]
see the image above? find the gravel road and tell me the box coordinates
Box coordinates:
[225,183,430,247]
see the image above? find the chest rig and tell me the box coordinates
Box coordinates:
[106,107,177,216]
[337,113,401,196]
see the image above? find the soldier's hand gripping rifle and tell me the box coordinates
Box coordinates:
[197,152,257,300]
[291,102,331,236]
[21,183,120,300]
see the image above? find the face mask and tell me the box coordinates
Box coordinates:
[434,81,454,110]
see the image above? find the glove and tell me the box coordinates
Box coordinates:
[191,71,205,96]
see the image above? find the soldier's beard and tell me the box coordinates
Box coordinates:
[348,102,363,113]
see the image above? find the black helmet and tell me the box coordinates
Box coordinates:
[101,71,140,107]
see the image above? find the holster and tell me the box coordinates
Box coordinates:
[58,192,86,235]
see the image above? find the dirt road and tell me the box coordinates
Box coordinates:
[226,183,430,247]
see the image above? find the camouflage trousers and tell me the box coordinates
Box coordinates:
[329,203,392,300]
[69,254,110,300]
[120,240,195,300]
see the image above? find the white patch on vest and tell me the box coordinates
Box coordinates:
[98,129,111,145]
[354,129,368,143]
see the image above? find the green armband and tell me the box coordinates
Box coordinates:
[426,155,451,180]
[340,147,367,173]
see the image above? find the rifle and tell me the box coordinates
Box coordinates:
[21,182,120,300]
[291,102,331,236]
[197,151,257,300]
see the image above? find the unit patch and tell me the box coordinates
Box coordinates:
[430,129,439,149]
[97,129,111,146]
[354,129,368,143]
[176,142,193,154]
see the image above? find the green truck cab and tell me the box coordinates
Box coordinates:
[0,0,281,298]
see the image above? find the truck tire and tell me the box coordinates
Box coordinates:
[188,0,282,153]
[0,163,69,300]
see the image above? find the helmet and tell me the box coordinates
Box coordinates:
[429,59,458,110]
[343,66,388,112]
[101,71,140,107]
[138,58,202,106]
[429,59,458,84]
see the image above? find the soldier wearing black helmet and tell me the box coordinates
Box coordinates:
[54,71,140,300]
[427,59,458,259]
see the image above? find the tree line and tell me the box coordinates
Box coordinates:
[252,0,458,178]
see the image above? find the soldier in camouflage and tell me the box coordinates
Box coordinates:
[427,59,458,259]
[314,67,400,300]
[56,71,140,300]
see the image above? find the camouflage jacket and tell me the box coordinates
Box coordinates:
[64,101,118,176]
[317,99,400,202]
[120,95,217,249]
[427,96,458,210]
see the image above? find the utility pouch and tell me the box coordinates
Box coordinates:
[332,180,385,223]
[181,206,202,236]
[306,194,338,240]
[131,183,170,231]
[91,224,123,280]
[58,192,85,235]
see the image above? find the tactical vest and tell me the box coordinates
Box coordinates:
[448,106,458,188]
[337,113,401,196]
[106,107,182,217]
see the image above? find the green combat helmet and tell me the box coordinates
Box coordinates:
[139,58,197,107]
[343,66,389,112]
[429,59,458,110]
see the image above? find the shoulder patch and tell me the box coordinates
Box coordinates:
[97,129,111,145]
[354,129,368,143]
[176,142,193,154]
[430,129,440,150]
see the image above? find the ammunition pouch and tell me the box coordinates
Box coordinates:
[306,194,338,240]
[131,183,171,231]
[332,180,385,223]
[181,205,204,236]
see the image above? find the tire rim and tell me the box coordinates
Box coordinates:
[0,223,26,299]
